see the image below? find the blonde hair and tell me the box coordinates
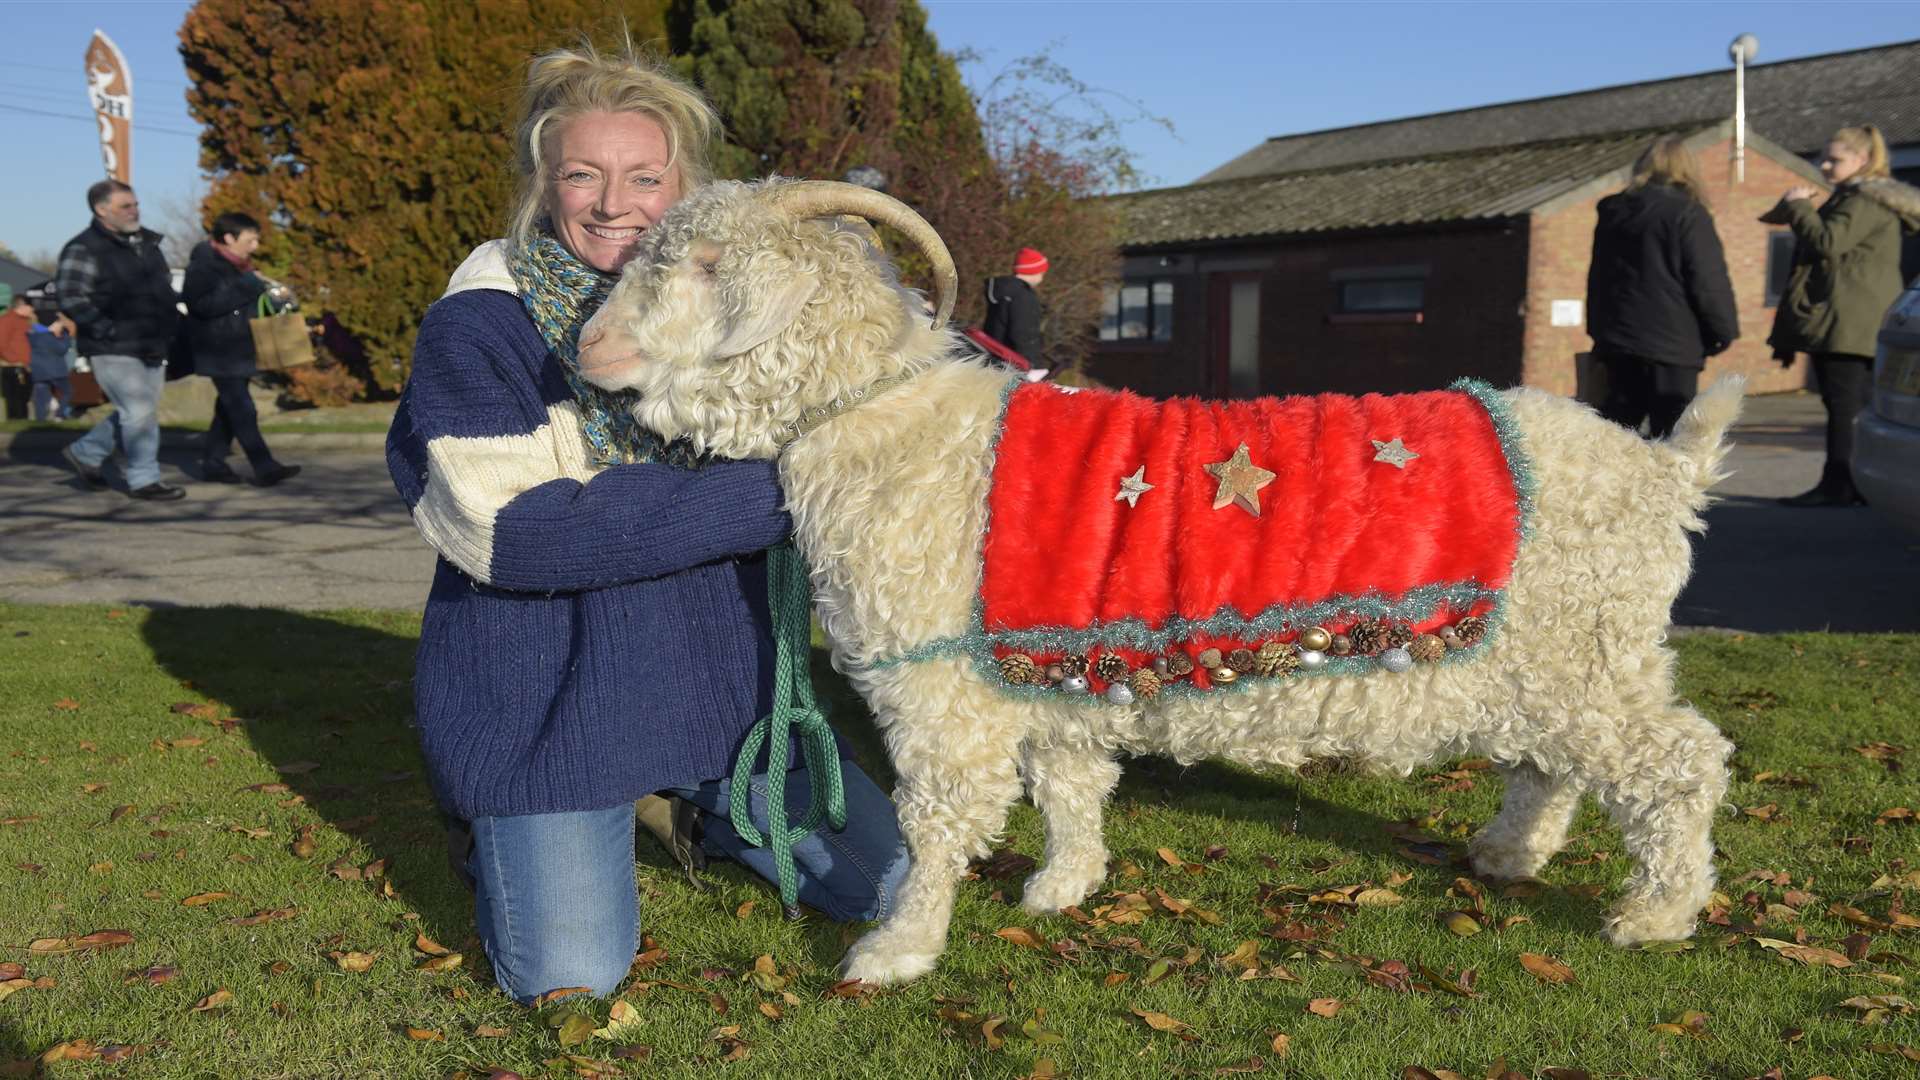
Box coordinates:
[1830,125,1892,181]
[1625,134,1706,201]
[506,37,721,250]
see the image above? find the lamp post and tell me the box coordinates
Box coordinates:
[1729,33,1759,184]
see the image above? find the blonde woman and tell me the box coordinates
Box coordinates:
[1585,134,1739,438]
[1765,125,1920,506]
[385,42,906,1003]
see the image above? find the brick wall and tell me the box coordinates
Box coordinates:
[1523,137,1813,396]
[1092,223,1530,398]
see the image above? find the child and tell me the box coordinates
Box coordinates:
[28,301,76,420]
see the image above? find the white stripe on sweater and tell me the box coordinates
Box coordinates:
[414,400,600,585]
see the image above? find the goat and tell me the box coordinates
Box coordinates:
[578,178,1741,986]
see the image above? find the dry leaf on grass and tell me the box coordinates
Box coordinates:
[181,892,232,907]
[1518,953,1576,984]
[1306,997,1343,1017]
[191,988,232,1012]
[333,951,378,972]
[995,927,1048,951]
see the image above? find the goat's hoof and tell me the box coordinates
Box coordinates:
[840,936,940,986]
[1604,904,1697,947]
[1466,843,1550,883]
[1019,866,1102,915]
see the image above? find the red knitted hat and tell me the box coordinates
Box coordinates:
[1013,247,1049,275]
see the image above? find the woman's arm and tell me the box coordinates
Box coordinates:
[389,296,792,593]
[1679,207,1739,354]
[1782,193,1885,262]
[182,260,267,320]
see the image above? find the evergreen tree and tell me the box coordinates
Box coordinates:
[180,0,668,392]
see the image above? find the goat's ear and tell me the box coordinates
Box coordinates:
[713,275,817,359]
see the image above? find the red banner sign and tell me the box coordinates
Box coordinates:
[85,30,133,184]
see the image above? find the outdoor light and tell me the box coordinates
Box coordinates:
[1729,33,1759,184]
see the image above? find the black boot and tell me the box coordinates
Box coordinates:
[1779,463,1865,507]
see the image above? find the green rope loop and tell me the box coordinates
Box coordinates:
[729,542,847,912]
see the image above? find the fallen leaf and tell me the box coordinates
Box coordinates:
[1440,911,1483,937]
[1103,971,1129,988]
[53,698,80,711]
[475,1024,511,1037]
[1270,1031,1291,1057]
[1132,1007,1194,1036]
[593,999,644,1040]
[417,953,463,973]
[1518,953,1576,984]
[532,987,593,1008]
[231,825,272,839]
[556,1013,597,1047]
[995,926,1048,951]
[181,891,233,907]
[124,964,176,985]
[1157,847,1186,867]
[1306,997,1343,1017]
[405,1027,444,1042]
[735,900,757,919]
[414,933,452,956]
[224,907,297,926]
[191,988,233,1012]
[334,951,378,973]
[27,929,133,955]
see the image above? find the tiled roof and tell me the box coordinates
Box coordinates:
[1200,39,1920,183]
[1112,128,1676,248]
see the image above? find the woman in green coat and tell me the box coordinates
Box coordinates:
[1764,124,1920,507]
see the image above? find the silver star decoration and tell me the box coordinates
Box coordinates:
[1371,438,1419,469]
[1114,466,1153,507]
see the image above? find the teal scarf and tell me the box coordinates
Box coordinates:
[509,232,704,469]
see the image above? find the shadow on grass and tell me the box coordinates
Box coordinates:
[138,606,475,953]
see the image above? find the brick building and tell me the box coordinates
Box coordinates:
[1095,40,1920,399]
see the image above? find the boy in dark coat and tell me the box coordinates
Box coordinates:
[981,247,1048,369]
[1586,136,1739,439]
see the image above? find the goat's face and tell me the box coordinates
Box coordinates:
[577,179,954,460]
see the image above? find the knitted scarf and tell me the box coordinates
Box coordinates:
[509,231,703,468]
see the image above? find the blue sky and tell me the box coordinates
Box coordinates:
[1,1,1913,262]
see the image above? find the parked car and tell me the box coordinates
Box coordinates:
[1854,275,1920,537]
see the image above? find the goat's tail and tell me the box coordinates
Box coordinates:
[1661,374,1746,498]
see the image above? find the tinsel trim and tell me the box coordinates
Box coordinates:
[860,379,1532,700]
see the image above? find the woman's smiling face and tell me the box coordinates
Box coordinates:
[546,110,684,273]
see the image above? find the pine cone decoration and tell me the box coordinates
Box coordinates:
[1382,621,1415,650]
[999,653,1042,685]
[1094,654,1130,682]
[1347,620,1387,656]
[1453,615,1488,647]
[1408,634,1446,663]
[1227,648,1257,674]
[1059,654,1090,677]
[1196,647,1224,670]
[1163,653,1195,677]
[1254,641,1301,677]
[1127,668,1163,700]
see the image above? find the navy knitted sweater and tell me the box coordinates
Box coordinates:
[387,282,792,820]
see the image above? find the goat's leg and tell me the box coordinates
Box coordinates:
[1468,762,1584,881]
[840,663,1028,985]
[1584,706,1732,946]
[1019,743,1121,914]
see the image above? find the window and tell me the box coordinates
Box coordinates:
[1764,231,1797,308]
[1335,277,1425,314]
[1100,279,1174,341]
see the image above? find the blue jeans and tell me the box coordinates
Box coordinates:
[33,377,72,420]
[466,758,907,1003]
[67,355,165,488]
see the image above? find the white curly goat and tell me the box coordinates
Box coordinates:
[577,178,1742,986]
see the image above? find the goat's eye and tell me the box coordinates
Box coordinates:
[695,257,720,277]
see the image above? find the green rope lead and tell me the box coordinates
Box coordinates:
[729,541,847,914]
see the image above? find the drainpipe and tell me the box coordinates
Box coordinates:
[1729,34,1759,184]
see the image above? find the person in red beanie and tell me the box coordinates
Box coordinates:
[980,247,1048,371]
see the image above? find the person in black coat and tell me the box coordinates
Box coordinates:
[981,247,1048,368]
[1586,135,1739,438]
[181,212,299,486]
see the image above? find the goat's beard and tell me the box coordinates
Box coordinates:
[628,368,784,461]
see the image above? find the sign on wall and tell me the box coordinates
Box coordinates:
[1550,299,1584,327]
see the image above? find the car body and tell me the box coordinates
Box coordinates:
[1855,275,1920,536]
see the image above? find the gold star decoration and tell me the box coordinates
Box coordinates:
[1203,443,1276,517]
[1114,466,1153,507]
[1371,438,1419,468]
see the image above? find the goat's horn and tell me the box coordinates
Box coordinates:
[760,180,957,330]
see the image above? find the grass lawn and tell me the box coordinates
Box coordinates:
[1,604,1915,1079]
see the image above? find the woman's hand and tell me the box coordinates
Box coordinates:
[1784,184,1820,203]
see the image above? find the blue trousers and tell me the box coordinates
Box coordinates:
[66,355,165,488]
[466,758,906,1003]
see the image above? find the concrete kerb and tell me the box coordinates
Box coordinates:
[0,428,388,453]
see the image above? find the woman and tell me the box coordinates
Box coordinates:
[385,42,908,1004]
[1765,125,1920,506]
[180,212,300,486]
[1586,134,1739,438]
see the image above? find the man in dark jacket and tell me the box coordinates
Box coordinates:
[980,247,1048,369]
[56,178,185,500]
[1586,138,1739,439]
